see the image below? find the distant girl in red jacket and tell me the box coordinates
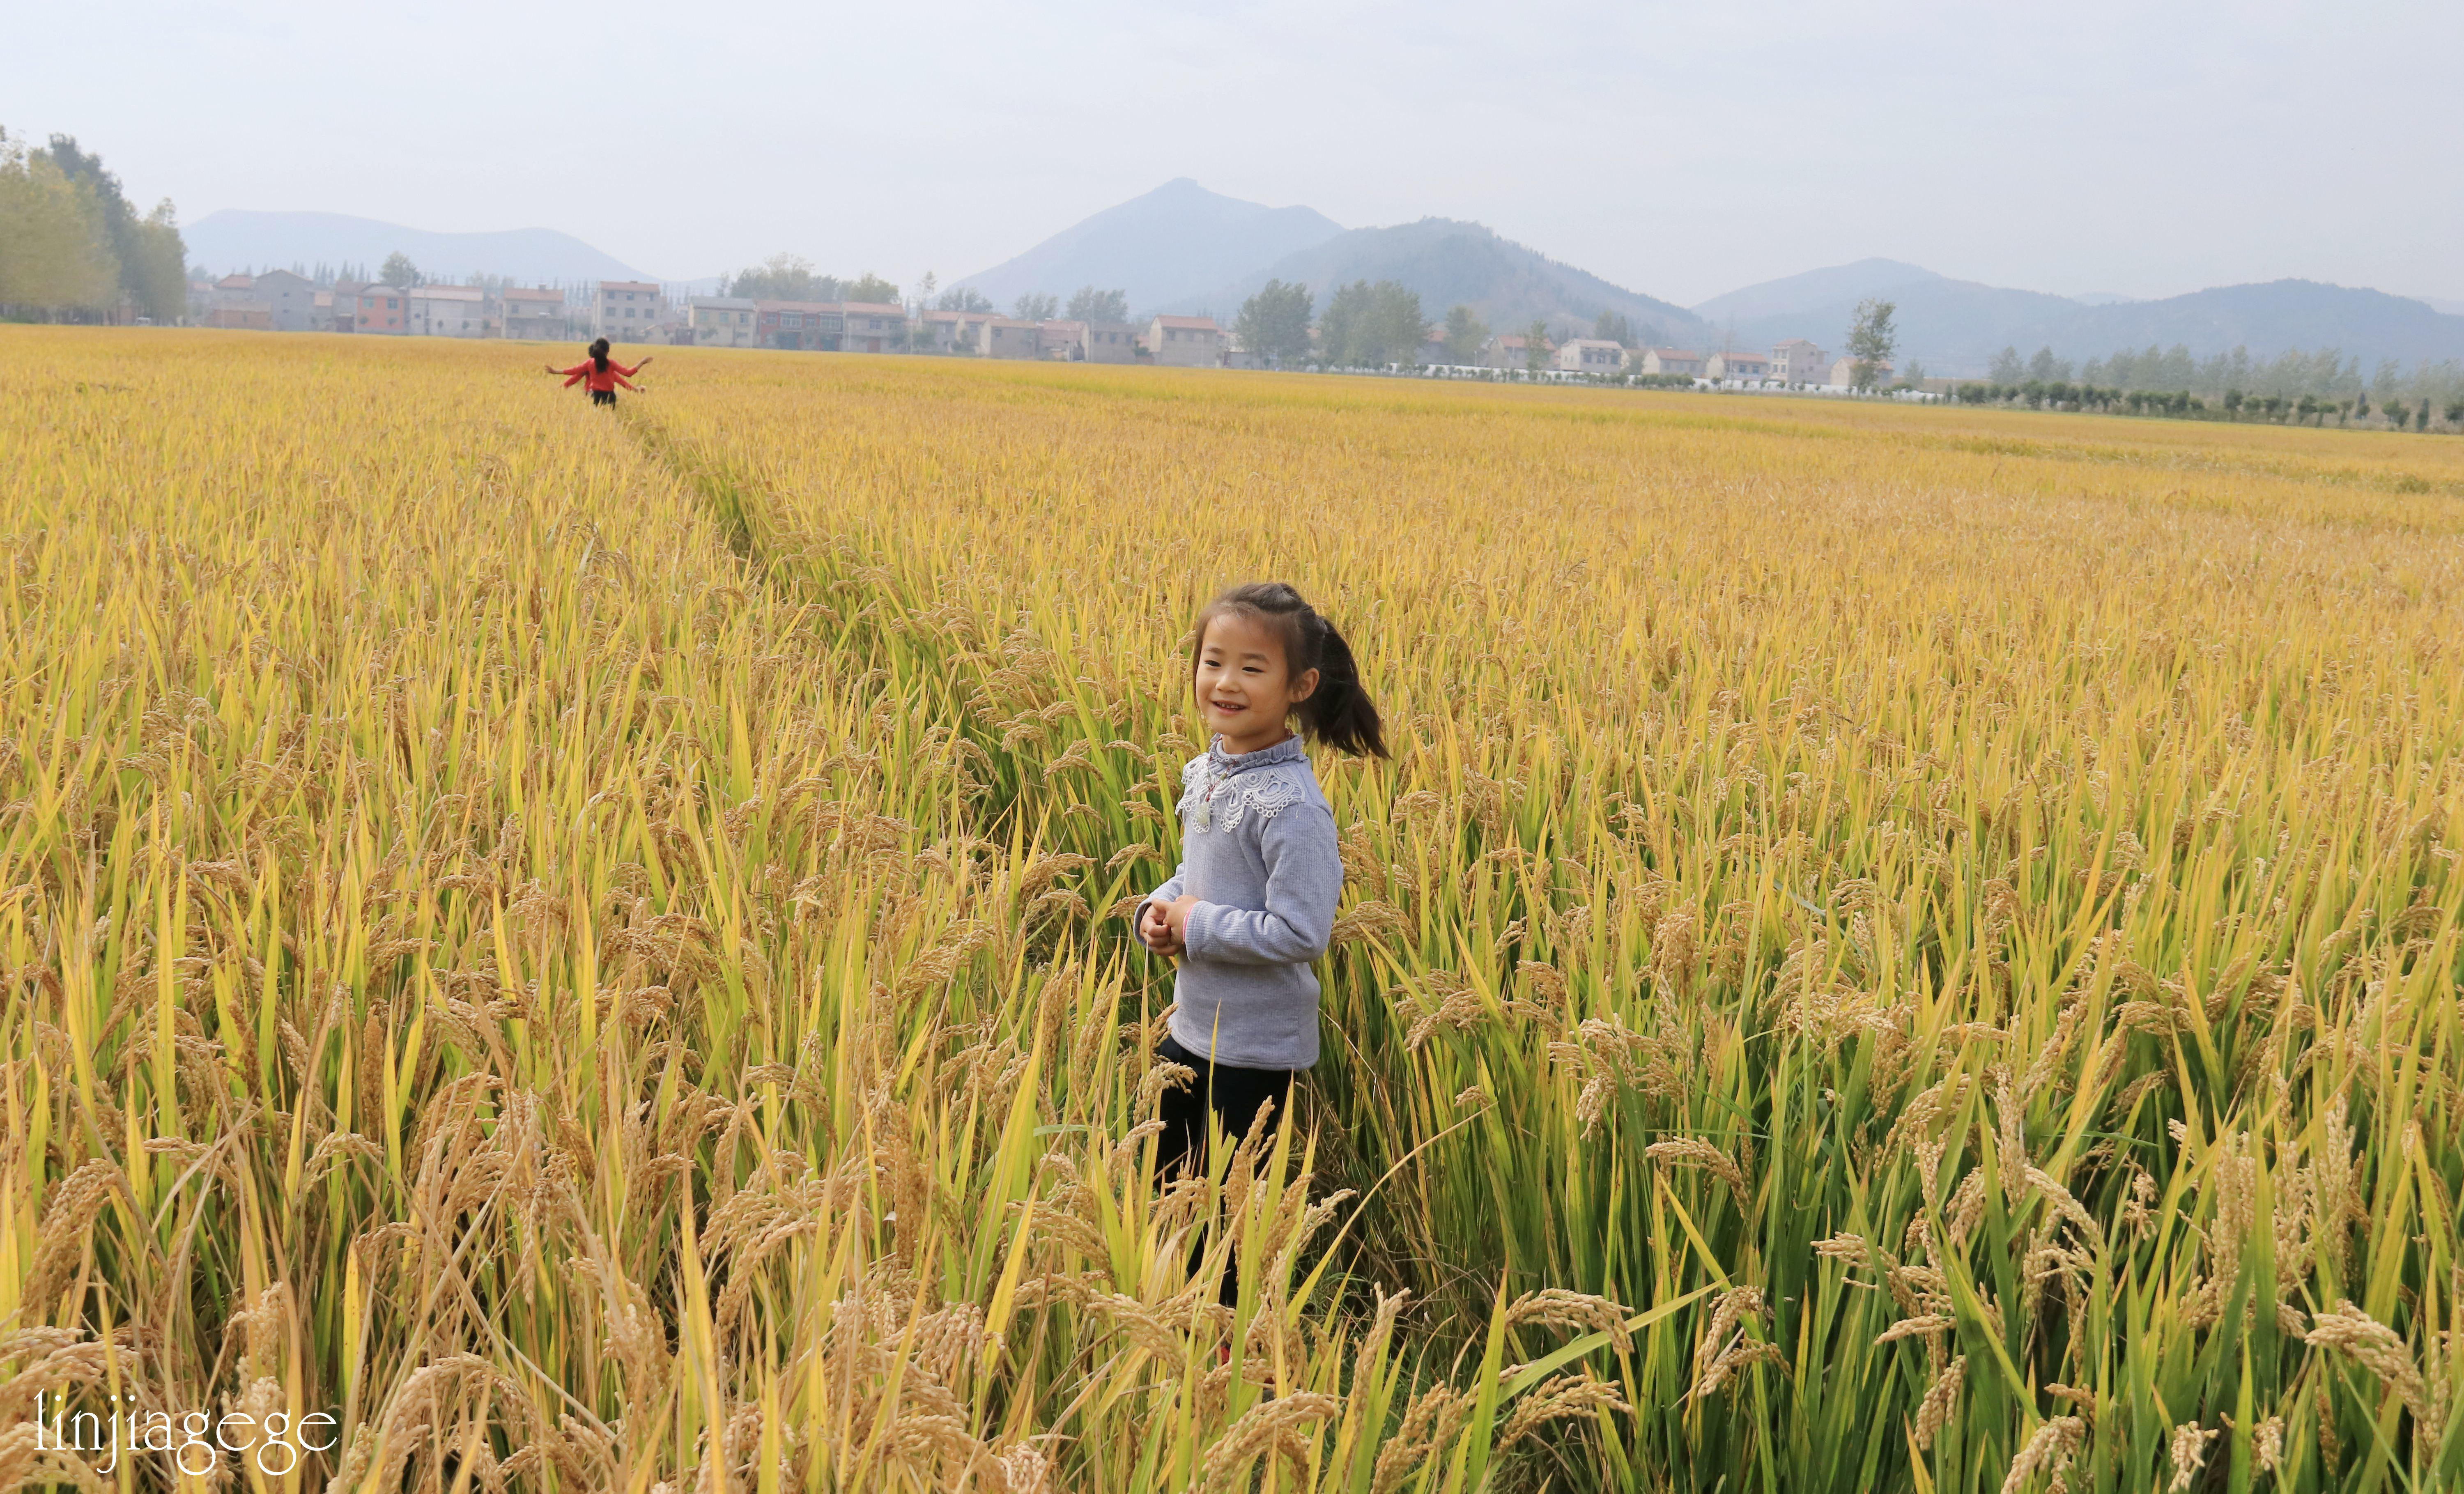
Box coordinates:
[547,338,651,405]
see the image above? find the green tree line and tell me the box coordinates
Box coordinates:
[1988,340,2464,409]
[0,129,186,321]
[720,253,899,306]
[1229,282,1693,372]
[1953,379,2462,430]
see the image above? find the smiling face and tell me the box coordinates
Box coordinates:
[1193,610,1319,756]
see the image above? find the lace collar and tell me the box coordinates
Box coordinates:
[1181,735,1308,834]
[1206,733,1306,777]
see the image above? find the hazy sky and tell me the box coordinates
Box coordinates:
[10,0,2457,306]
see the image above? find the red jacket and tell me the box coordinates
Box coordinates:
[559,359,640,393]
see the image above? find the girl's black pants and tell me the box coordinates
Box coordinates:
[1152,1034,1294,1307]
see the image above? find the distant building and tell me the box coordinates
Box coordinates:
[1036,319,1085,359]
[252,269,319,331]
[352,284,409,334]
[1705,349,1771,382]
[1078,320,1138,363]
[756,300,841,351]
[503,287,568,341]
[1419,328,1455,366]
[206,274,271,330]
[410,284,488,338]
[593,280,664,339]
[1770,338,1828,384]
[978,317,1041,359]
[1555,338,1627,375]
[838,301,905,354]
[1639,348,1705,377]
[1478,333,1552,370]
[918,308,998,352]
[686,296,756,347]
[1145,315,1224,367]
[1828,355,1892,388]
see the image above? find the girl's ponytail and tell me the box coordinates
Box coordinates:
[1298,611,1386,758]
[1193,582,1388,758]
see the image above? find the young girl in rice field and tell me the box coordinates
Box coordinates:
[547,338,650,406]
[1134,581,1387,1306]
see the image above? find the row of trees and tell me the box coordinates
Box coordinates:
[1987,341,2464,409]
[720,253,899,307]
[1231,280,1703,374]
[0,129,186,321]
[707,260,1153,355]
[1231,279,1443,368]
[977,286,1129,323]
[1953,379,2462,430]
[221,254,527,294]
[728,261,1137,331]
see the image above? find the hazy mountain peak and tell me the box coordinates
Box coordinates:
[1691,258,1944,322]
[955,180,1345,312]
[1168,216,1707,340]
[184,209,657,283]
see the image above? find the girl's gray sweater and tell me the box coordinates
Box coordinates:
[1141,734,1342,1070]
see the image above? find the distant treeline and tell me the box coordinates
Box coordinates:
[0,129,186,322]
[1987,342,2464,409]
[1952,378,2461,431]
[722,254,901,306]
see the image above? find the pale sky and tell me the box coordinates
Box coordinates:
[10,0,2457,307]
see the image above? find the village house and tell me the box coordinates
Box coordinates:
[250,269,319,331]
[326,280,362,332]
[1706,349,1772,382]
[352,284,408,334]
[1770,338,1828,384]
[207,274,271,330]
[1144,315,1224,367]
[503,287,568,341]
[593,280,664,339]
[839,301,906,354]
[1077,320,1139,363]
[756,301,841,351]
[1555,338,1627,375]
[1639,348,1705,377]
[685,296,757,347]
[917,308,998,352]
[410,284,489,338]
[1828,355,1893,388]
[1478,333,1552,370]
[1036,319,1085,359]
[1419,328,1454,366]
[978,317,1041,359]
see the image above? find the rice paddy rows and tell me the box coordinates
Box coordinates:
[4,329,2462,1492]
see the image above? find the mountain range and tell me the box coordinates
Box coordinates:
[1695,259,2464,374]
[185,210,657,285]
[968,190,2462,371]
[953,178,1345,310]
[1160,216,1707,346]
[185,188,2464,374]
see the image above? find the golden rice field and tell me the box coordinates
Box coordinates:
[3,326,2462,1494]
